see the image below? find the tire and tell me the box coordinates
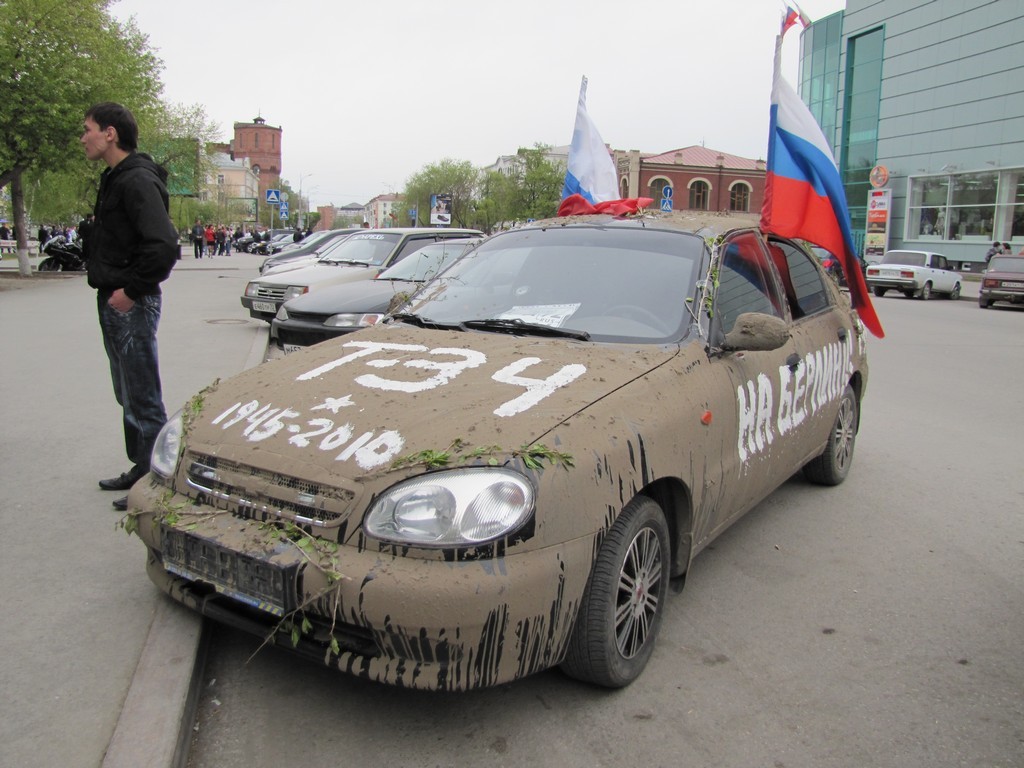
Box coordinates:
[37,257,61,272]
[873,287,887,298]
[918,282,932,300]
[803,385,858,486]
[979,297,991,309]
[948,283,961,300]
[561,496,670,688]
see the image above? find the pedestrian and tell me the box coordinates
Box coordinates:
[38,224,49,253]
[77,214,94,261]
[215,224,226,255]
[80,101,178,512]
[204,223,215,257]
[0,222,10,254]
[190,218,204,259]
[985,241,1001,264]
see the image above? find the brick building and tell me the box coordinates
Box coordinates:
[616,145,765,214]
[224,116,282,206]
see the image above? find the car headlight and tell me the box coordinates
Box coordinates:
[324,312,383,328]
[363,468,534,547]
[151,410,184,480]
[275,305,289,321]
[283,286,308,301]
[244,281,260,297]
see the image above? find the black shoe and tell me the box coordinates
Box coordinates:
[99,466,146,491]
[112,496,128,511]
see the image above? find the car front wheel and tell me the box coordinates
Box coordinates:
[803,384,858,486]
[562,496,670,688]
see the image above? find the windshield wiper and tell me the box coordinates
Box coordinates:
[324,259,373,267]
[389,313,465,331]
[463,318,590,340]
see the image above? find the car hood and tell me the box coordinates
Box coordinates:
[284,279,419,315]
[256,261,377,288]
[187,323,680,482]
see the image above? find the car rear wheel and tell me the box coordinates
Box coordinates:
[948,283,961,300]
[561,496,670,688]
[979,297,991,309]
[918,282,932,300]
[873,287,887,297]
[803,384,857,486]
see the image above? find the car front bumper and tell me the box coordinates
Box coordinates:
[130,481,592,691]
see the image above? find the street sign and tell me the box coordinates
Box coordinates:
[265,189,281,205]
[660,198,673,212]
[279,201,289,219]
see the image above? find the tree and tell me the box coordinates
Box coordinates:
[515,144,564,220]
[0,0,163,274]
[403,159,480,228]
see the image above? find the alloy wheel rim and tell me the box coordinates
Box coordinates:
[615,527,662,658]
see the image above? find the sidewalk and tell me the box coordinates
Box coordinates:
[0,247,268,768]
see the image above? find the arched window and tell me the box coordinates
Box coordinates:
[688,180,710,210]
[729,182,751,212]
[647,177,671,200]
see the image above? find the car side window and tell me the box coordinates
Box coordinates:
[772,240,831,317]
[392,236,437,265]
[715,232,785,334]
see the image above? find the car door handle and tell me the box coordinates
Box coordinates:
[786,353,801,370]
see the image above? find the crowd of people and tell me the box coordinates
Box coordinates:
[188,220,244,258]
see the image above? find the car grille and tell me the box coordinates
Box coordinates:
[252,284,288,301]
[184,450,359,530]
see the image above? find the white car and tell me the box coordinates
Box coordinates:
[241,228,482,322]
[865,250,962,300]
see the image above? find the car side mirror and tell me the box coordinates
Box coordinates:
[721,312,791,352]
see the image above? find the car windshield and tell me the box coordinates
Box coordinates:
[318,231,402,265]
[377,240,475,282]
[401,225,704,343]
[988,256,1024,273]
[881,251,926,266]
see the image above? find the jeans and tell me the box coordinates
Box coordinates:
[98,292,167,471]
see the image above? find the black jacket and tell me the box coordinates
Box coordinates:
[87,153,179,299]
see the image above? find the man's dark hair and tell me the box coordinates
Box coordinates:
[85,102,139,151]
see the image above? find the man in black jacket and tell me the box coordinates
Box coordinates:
[80,102,179,511]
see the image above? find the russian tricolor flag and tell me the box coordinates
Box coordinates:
[562,76,619,204]
[761,28,884,338]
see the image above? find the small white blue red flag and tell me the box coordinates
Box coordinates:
[562,76,619,204]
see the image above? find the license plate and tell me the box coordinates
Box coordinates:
[283,344,306,354]
[161,526,298,617]
[252,300,277,313]
[1002,281,1024,288]
[881,269,900,277]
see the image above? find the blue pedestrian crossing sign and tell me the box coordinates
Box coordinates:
[660,185,673,212]
[279,201,289,219]
[265,189,281,205]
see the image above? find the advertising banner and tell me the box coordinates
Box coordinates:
[865,188,891,263]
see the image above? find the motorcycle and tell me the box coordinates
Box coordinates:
[38,235,87,272]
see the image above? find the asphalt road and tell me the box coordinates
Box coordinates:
[0,250,268,768]
[186,286,1024,767]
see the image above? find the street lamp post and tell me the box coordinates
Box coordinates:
[299,172,314,229]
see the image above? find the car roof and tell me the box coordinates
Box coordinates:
[350,227,482,235]
[521,210,762,237]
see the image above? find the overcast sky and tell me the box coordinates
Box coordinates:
[110,0,844,208]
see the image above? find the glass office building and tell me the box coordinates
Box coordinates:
[799,1,1024,268]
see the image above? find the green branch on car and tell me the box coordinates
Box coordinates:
[391,439,574,472]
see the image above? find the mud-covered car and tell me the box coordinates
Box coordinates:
[978,255,1024,308]
[127,212,869,691]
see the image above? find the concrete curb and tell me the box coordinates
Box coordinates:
[102,320,269,768]
[101,601,207,768]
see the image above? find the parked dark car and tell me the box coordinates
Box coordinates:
[272,238,481,351]
[979,255,1024,308]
